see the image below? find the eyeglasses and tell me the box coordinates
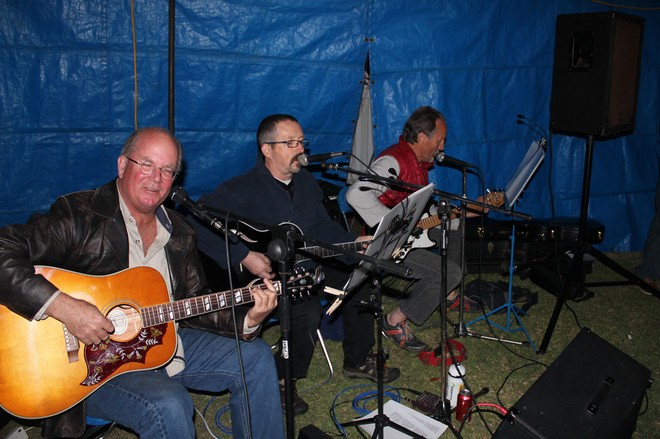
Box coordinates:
[264,139,310,149]
[125,156,178,181]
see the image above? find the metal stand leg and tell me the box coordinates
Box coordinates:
[538,135,659,354]
[465,223,536,350]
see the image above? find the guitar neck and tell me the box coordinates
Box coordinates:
[417,191,504,231]
[294,241,366,263]
[139,282,279,327]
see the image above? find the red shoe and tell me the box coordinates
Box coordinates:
[447,295,484,313]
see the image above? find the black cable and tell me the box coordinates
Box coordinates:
[495,362,545,409]
[224,210,253,439]
[457,407,506,435]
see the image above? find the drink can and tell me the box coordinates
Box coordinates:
[456,388,474,423]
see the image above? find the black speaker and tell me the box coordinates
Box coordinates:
[550,12,644,138]
[493,328,652,438]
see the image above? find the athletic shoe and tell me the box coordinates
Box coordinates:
[447,295,484,313]
[343,351,401,383]
[382,319,430,352]
[640,278,657,296]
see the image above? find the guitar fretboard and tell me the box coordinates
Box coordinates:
[294,241,366,263]
[140,283,275,327]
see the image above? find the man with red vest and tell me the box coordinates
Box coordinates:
[347,106,480,352]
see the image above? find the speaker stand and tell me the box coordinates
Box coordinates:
[538,134,660,354]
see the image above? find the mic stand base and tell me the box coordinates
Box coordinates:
[460,326,530,346]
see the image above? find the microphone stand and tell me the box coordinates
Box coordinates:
[173,187,411,439]
[322,163,530,426]
[454,167,469,338]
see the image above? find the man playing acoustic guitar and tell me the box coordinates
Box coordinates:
[0,127,284,438]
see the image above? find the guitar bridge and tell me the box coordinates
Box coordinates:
[62,324,80,363]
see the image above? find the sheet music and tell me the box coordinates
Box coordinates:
[356,400,449,438]
[341,183,435,295]
[504,139,546,209]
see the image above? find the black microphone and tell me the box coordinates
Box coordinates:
[516,114,547,139]
[171,186,225,232]
[435,152,478,170]
[516,114,548,150]
[298,152,347,166]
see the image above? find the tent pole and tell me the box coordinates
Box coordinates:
[168,0,175,133]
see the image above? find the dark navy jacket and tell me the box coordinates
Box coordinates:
[194,159,356,269]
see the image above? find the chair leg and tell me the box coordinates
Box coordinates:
[80,420,115,439]
[315,329,334,382]
[341,212,351,231]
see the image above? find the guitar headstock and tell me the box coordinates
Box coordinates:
[485,189,505,208]
[286,266,323,300]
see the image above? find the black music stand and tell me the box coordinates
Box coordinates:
[338,184,435,438]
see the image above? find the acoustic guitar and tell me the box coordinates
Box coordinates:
[0,265,314,419]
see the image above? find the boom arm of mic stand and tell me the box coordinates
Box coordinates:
[431,188,532,221]
[324,163,533,222]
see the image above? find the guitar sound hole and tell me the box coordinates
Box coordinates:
[107,305,142,342]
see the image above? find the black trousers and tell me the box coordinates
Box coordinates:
[273,261,375,379]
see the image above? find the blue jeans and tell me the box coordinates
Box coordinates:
[85,327,284,439]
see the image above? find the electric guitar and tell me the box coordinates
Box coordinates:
[230,220,369,265]
[393,191,504,259]
[0,265,315,419]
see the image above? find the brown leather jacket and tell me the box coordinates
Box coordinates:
[0,179,253,437]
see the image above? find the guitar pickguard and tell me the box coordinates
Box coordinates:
[81,324,167,386]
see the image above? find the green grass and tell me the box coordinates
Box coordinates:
[2,252,657,438]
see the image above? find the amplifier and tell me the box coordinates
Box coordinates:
[492,328,652,439]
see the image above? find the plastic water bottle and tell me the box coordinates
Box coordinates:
[446,363,466,408]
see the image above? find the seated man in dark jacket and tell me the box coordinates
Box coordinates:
[0,127,283,438]
[191,114,401,416]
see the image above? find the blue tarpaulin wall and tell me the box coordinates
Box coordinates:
[1,0,658,252]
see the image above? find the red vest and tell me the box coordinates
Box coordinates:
[377,137,434,207]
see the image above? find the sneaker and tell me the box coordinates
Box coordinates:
[447,294,483,313]
[279,380,309,416]
[640,278,657,296]
[343,351,401,383]
[382,318,430,352]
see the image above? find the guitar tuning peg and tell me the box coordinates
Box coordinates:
[313,267,325,285]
